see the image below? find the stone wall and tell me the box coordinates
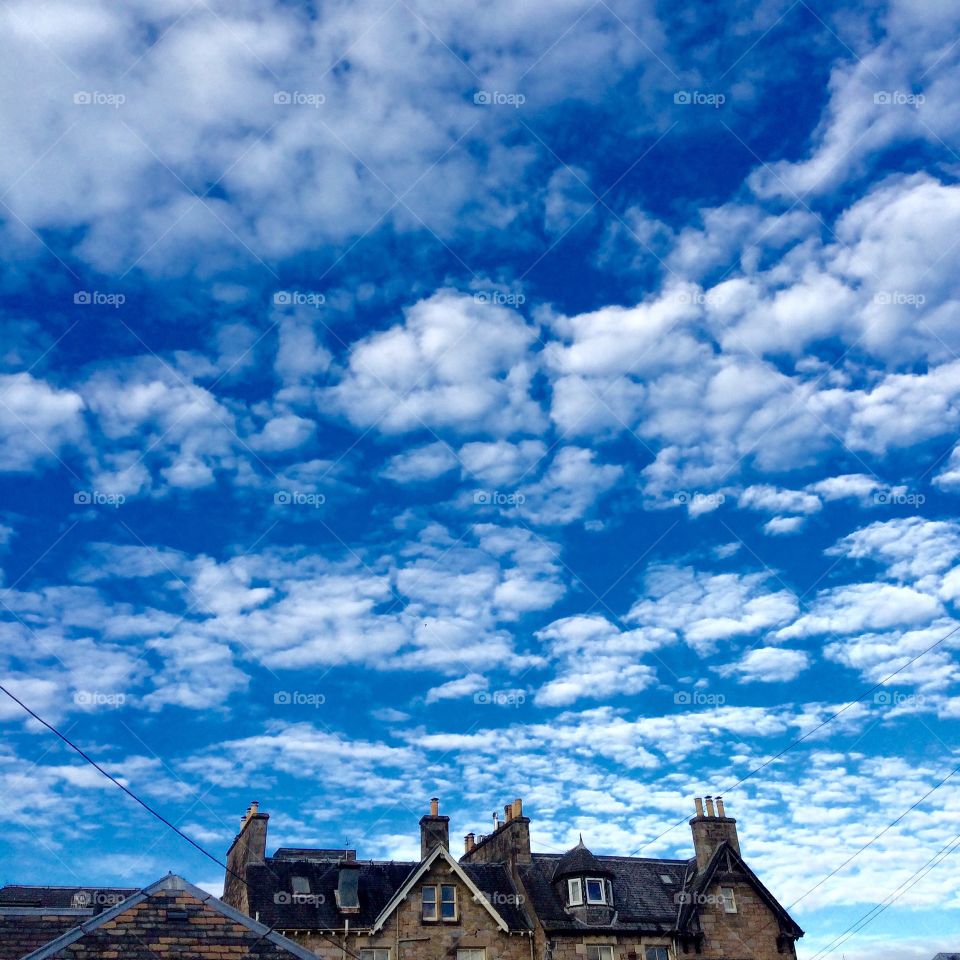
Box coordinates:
[286,857,534,960]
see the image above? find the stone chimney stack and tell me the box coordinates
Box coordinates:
[419,797,450,858]
[223,801,269,914]
[690,795,740,871]
[460,796,531,868]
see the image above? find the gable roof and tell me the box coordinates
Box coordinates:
[371,845,515,933]
[20,875,320,960]
[677,841,803,938]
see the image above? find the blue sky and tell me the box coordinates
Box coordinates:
[2,0,960,956]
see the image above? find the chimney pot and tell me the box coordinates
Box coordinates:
[694,797,704,817]
[504,803,513,822]
[705,796,715,817]
[249,801,259,816]
[430,797,439,817]
[513,798,523,817]
[716,796,726,817]
[465,833,476,853]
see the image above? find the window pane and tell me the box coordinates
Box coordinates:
[422,886,437,920]
[291,876,310,893]
[457,951,485,960]
[721,887,736,913]
[585,879,605,903]
[586,946,613,960]
[441,885,457,919]
[362,951,390,960]
[645,949,669,960]
[567,879,583,905]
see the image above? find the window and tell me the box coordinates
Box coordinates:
[585,946,614,960]
[422,885,437,921]
[291,876,310,894]
[721,887,737,914]
[361,951,390,960]
[658,874,674,885]
[645,948,669,960]
[423,885,457,922]
[585,878,606,904]
[567,878,583,905]
[441,884,457,920]
[457,951,485,960]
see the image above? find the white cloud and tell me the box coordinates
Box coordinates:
[425,673,488,704]
[763,516,807,536]
[328,290,544,436]
[717,647,811,683]
[740,484,822,515]
[0,373,85,472]
[458,439,547,486]
[534,615,672,707]
[382,441,458,483]
[627,566,799,654]
[778,583,943,639]
[828,518,960,585]
[517,447,622,525]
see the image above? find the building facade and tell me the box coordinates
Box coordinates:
[223,795,803,960]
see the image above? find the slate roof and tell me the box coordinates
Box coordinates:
[552,841,611,879]
[0,888,136,910]
[246,853,531,931]
[931,954,960,959]
[520,853,692,933]
[20,875,319,960]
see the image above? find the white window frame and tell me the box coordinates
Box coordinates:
[361,950,390,960]
[585,878,606,905]
[457,950,485,960]
[567,878,583,906]
[585,946,614,960]
[422,885,438,921]
[440,884,458,921]
[721,887,737,914]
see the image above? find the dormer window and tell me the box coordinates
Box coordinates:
[291,876,310,894]
[585,878,606,904]
[567,878,583,905]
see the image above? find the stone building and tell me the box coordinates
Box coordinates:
[223,795,803,960]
